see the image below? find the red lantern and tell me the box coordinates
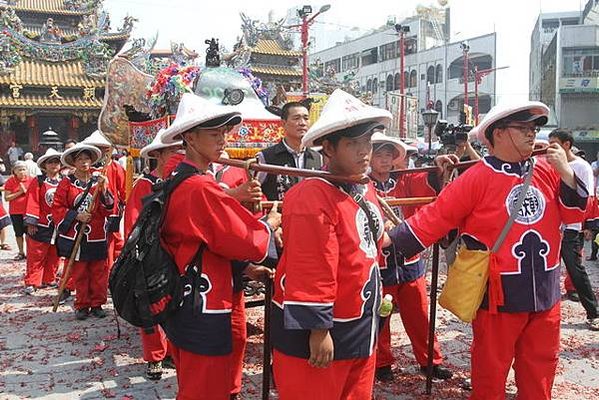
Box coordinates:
[71,117,80,129]
[27,116,36,128]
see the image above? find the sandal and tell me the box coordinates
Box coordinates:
[0,243,11,250]
[13,253,26,261]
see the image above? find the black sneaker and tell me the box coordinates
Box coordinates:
[566,291,580,302]
[75,308,89,320]
[375,365,394,382]
[58,290,71,305]
[420,365,453,380]
[146,361,163,381]
[90,307,107,318]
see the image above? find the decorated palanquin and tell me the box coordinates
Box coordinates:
[194,66,283,159]
[99,55,283,160]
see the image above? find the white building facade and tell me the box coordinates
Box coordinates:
[311,13,497,129]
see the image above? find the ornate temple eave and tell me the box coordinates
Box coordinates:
[252,39,302,57]
[100,31,131,42]
[12,0,95,16]
[0,93,102,109]
[0,60,105,88]
[251,65,302,77]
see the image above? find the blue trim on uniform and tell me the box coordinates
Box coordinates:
[56,234,107,261]
[389,222,425,260]
[57,210,78,234]
[23,215,38,226]
[0,214,11,230]
[284,303,334,330]
[380,244,425,286]
[29,225,54,243]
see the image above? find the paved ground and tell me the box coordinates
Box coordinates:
[1,202,598,399]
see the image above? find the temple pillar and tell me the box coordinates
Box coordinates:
[68,116,79,140]
[28,116,40,152]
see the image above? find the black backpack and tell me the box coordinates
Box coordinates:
[109,166,203,330]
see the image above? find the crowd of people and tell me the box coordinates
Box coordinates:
[0,89,598,400]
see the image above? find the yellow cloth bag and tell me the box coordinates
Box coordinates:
[438,247,490,323]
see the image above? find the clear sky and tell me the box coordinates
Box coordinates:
[103,0,584,102]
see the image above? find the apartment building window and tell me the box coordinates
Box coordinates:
[361,47,378,66]
[380,41,399,62]
[341,53,360,71]
[324,58,341,74]
[372,78,378,93]
[394,73,401,90]
[386,74,394,92]
[436,64,443,83]
[367,78,373,92]
[427,65,435,84]
[410,70,418,87]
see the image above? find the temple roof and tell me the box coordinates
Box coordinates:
[13,0,93,15]
[250,65,302,77]
[252,39,302,57]
[0,93,102,108]
[0,60,104,87]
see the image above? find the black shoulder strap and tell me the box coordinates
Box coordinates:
[353,191,379,246]
[72,177,95,211]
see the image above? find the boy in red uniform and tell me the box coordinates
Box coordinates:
[82,130,126,270]
[4,161,34,260]
[124,130,182,381]
[271,89,389,400]
[390,102,588,399]
[53,144,114,320]
[23,148,62,294]
[368,131,452,382]
[159,93,281,400]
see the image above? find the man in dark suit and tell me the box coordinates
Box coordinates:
[257,102,323,201]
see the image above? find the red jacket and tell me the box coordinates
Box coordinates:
[272,178,385,360]
[391,156,587,313]
[123,172,158,238]
[24,175,61,243]
[371,171,437,285]
[52,175,114,261]
[94,161,126,232]
[160,160,275,355]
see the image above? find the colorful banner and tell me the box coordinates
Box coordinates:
[225,119,284,158]
[129,116,170,152]
[385,91,418,139]
[287,93,329,125]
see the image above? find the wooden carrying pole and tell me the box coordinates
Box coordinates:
[218,157,369,185]
[260,196,436,211]
[391,147,549,176]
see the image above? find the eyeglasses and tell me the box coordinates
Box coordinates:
[502,125,540,134]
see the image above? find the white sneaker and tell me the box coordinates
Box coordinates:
[587,318,599,331]
[24,286,35,295]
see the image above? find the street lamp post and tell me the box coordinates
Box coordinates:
[474,65,509,125]
[460,41,470,113]
[295,4,331,99]
[395,24,410,138]
[422,108,439,153]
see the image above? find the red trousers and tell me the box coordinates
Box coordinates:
[376,277,443,368]
[470,302,561,400]
[273,350,375,400]
[230,290,247,395]
[24,237,59,287]
[140,325,168,362]
[170,344,231,400]
[72,260,108,310]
